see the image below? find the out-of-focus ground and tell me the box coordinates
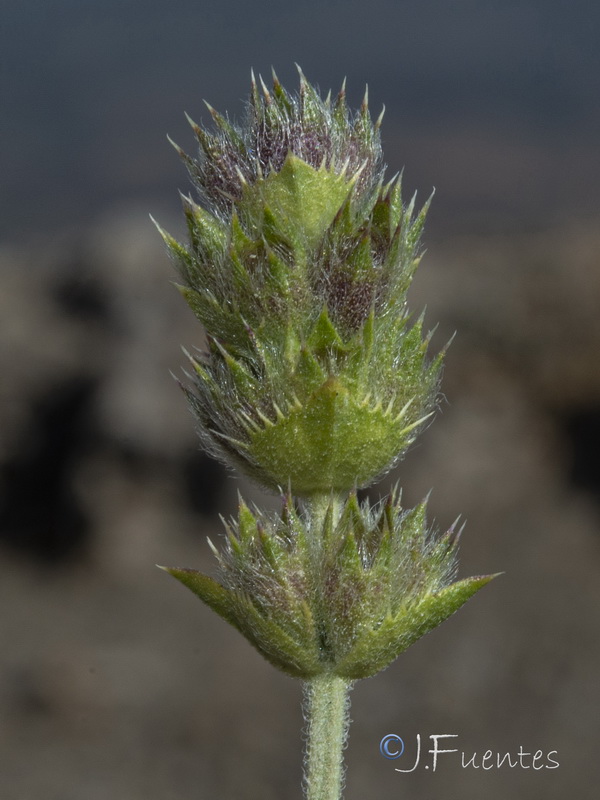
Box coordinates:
[1,207,599,800]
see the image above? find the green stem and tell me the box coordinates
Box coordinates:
[307,492,343,536]
[302,494,351,799]
[303,675,352,800]
[304,491,344,571]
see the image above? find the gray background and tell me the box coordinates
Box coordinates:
[1,2,599,799]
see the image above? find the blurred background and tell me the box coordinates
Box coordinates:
[1,2,599,798]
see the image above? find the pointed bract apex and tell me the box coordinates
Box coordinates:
[361,85,369,114]
[295,62,307,90]
[166,134,185,157]
[259,74,271,103]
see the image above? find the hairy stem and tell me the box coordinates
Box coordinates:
[307,492,343,535]
[304,491,344,571]
[303,675,352,800]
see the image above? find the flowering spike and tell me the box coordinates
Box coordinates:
[154,71,501,800]
[156,67,496,690]
[160,54,438,492]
